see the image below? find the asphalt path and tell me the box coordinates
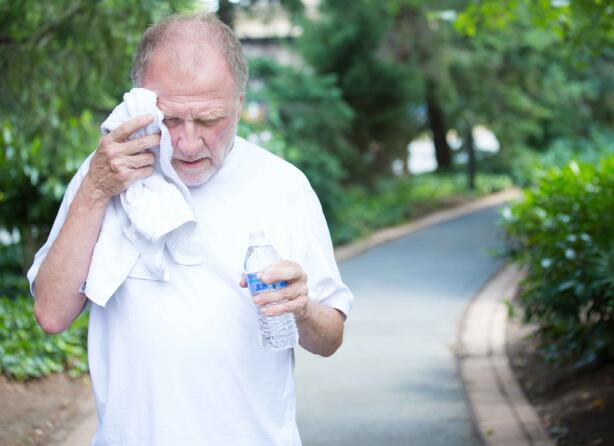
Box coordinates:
[296,205,507,446]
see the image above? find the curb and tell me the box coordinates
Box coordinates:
[334,187,522,262]
[458,263,555,446]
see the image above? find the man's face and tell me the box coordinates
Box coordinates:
[142,44,243,186]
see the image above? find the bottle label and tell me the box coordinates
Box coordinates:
[246,273,288,295]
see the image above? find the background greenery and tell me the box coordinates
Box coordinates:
[0,0,612,378]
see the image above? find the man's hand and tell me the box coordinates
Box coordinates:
[85,114,160,202]
[239,260,312,322]
[239,260,345,357]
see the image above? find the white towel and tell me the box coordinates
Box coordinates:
[84,88,202,307]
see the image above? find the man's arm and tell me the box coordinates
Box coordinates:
[34,178,110,334]
[33,115,158,334]
[239,260,345,357]
[294,300,345,357]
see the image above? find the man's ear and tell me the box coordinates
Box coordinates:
[236,95,245,120]
[237,94,245,122]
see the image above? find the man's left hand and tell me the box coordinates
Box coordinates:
[239,260,311,322]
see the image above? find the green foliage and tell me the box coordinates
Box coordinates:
[452,0,614,153]
[332,171,512,244]
[0,241,28,298]
[509,129,614,186]
[501,155,614,367]
[0,0,193,271]
[0,291,89,380]
[456,0,614,58]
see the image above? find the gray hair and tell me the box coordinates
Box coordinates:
[131,13,248,95]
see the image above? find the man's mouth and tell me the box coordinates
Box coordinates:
[176,158,207,167]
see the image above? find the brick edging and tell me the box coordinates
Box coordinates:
[457,264,555,446]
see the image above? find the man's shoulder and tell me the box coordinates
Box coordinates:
[236,136,310,187]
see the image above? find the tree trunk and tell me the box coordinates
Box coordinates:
[465,125,476,191]
[217,1,236,29]
[403,148,410,176]
[426,80,452,171]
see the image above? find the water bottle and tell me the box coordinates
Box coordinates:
[244,231,299,351]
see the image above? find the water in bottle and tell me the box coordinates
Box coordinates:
[244,231,299,351]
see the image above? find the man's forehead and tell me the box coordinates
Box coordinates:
[157,95,230,116]
[142,42,238,104]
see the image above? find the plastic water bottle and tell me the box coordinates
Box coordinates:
[244,231,299,351]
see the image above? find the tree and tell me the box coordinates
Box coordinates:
[384,2,458,171]
[298,0,421,182]
[385,0,613,179]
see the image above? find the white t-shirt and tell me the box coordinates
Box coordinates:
[27,136,353,446]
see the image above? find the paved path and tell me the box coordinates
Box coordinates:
[296,205,507,446]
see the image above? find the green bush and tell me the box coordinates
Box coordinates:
[509,129,614,187]
[501,155,614,367]
[0,288,89,380]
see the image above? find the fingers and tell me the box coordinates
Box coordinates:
[243,261,310,318]
[260,260,306,284]
[108,115,154,143]
[101,133,160,159]
[127,152,156,169]
[126,165,155,183]
[103,149,155,174]
[89,135,157,199]
[260,294,309,318]
[122,133,161,155]
[253,280,308,307]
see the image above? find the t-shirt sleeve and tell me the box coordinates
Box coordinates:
[26,154,94,298]
[298,179,354,319]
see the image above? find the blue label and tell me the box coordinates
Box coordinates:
[246,273,288,295]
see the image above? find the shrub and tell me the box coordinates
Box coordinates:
[501,155,614,367]
[0,286,89,380]
[509,129,614,187]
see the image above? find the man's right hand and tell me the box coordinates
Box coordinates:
[33,115,161,333]
[85,114,160,202]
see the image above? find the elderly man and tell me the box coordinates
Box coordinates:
[28,13,352,446]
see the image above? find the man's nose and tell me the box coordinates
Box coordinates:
[175,121,203,156]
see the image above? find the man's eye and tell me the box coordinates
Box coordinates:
[163,118,181,127]
[196,118,222,127]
